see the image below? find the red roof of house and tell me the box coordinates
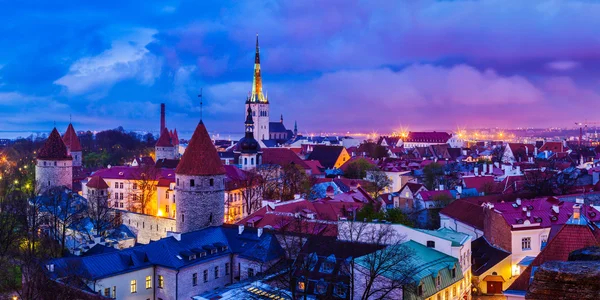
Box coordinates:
[488,197,600,229]
[539,141,568,153]
[440,199,485,230]
[418,190,453,201]
[176,121,225,176]
[304,160,324,175]
[508,143,535,156]
[507,220,600,292]
[38,128,72,161]
[86,175,109,189]
[404,132,451,143]
[156,127,174,147]
[157,178,173,187]
[237,197,367,236]
[462,175,494,192]
[62,123,82,152]
[262,148,310,170]
[401,182,425,194]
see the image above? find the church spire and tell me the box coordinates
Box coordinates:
[250,34,266,103]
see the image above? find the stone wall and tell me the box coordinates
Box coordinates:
[526,261,600,299]
[36,159,73,191]
[71,151,82,167]
[175,174,225,233]
[121,211,176,244]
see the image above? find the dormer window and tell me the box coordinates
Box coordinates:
[452,266,456,278]
[418,282,423,296]
[436,273,441,288]
[333,282,346,298]
[315,279,327,295]
[307,253,318,271]
[319,254,336,274]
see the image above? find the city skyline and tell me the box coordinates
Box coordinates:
[2,1,600,134]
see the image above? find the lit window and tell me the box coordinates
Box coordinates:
[165,205,169,213]
[146,276,151,289]
[104,288,110,297]
[133,183,137,189]
[158,275,164,288]
[130,280,137,293]
[166,191,169,199]
[297,277,306,292]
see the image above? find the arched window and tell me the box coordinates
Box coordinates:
[244,158,248,165]
[250,158,254,165]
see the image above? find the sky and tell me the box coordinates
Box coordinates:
[1,0,600,136]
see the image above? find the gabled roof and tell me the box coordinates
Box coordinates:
[62,123,82,151]
[156,127,174,147]
[418,190,453,201]
[401,182,426,194]
[86,176,109,189]
[462,175,494,192]
[307,145,346,169]
[440,199,485,231]
[172,128,180,145]
[38,128,72,161]
[261,148,310,170]
[155,158,180,169]
[176,121,225,176]
[45,225,284,281]
[506,218,600,292]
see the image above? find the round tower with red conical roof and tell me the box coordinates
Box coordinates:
[174,120,226,233]
[36,127,73,192]
[62,123,83,167]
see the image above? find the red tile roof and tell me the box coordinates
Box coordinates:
[539,141,568,153]
[62,123,82,151]
[176,121,226,176]
[462,175,494,192]
[487,197,600,229]
[508,143,535,156]
[304,160,324,175]
[262,148,310,170]
[507,221,600,292]
[440,199,485,230]
[404,132,451,143]
[38,128,72,161]
[92,166,175,181]
[402,182,425,194]
[418,190,453,201]
[172,128,180,145]
[86,175,109,189]
[155,127,174,147]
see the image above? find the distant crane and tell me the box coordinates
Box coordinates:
[575,121,600,146]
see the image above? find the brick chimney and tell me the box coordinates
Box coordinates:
[160,103,166,134]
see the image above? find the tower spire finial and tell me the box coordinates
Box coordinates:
[198,88,203,122]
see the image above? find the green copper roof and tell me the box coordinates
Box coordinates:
[356,240,463,300]
[416,227,470,247]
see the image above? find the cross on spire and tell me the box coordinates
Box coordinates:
[198,88,203,122]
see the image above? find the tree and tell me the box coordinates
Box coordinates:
[344,158,375,179]
[39,187,86,257]
[491,145,506,163]
[338,221,417,300]
[84,189,121,237]
[131,164,160,214]
[422,162,444,190]
[280,163,313,201]
[522,166,555,197]
[365,169,392,199]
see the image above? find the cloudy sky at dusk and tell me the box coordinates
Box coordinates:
[1,0,600,136]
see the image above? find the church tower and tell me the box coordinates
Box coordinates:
[237,107,262,170]
[62,123,82,167]
[175,120,226,233]
[155,127,176,160]
[245,34,270,141]
[36,128,73,192]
